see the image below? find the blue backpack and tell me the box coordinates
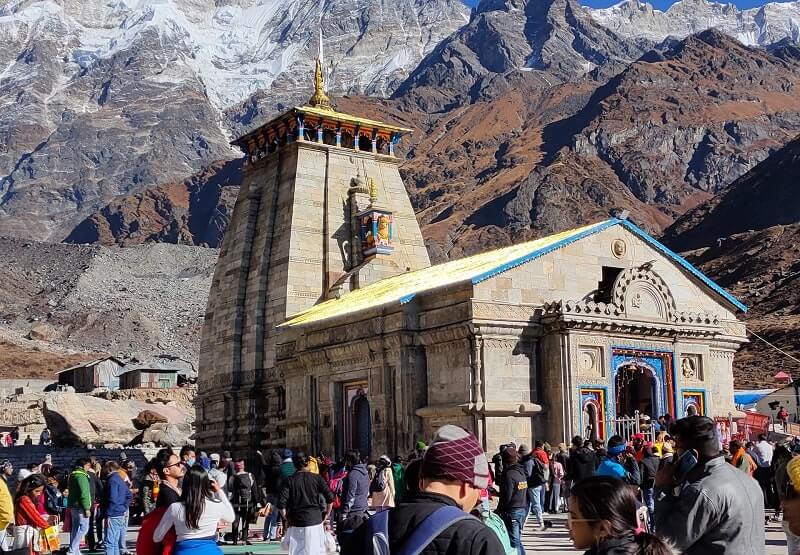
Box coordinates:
[365,506,473,555]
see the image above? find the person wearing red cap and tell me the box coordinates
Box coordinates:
[345,425,504,554]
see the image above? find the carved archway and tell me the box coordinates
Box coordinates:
[612,266,677,321]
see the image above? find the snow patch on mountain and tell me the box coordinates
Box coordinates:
[586,0,800,45]
[0,0,469,110]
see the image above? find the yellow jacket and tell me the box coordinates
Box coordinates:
[0,477,13,530]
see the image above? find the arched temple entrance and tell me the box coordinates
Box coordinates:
[340,382,371,458]
[351,392,371,457]
[615,363,657,417]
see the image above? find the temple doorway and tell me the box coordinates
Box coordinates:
[615,363,656,417]
[341,382,371,458]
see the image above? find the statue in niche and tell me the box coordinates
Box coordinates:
[681,357,697,379]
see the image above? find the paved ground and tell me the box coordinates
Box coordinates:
[521,513,789,554]
[68,513,789,554]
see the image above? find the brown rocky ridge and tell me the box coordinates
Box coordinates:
[663,135,800,388]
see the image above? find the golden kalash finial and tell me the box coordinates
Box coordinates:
[309,58,332,110]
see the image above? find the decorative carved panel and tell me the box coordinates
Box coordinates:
[679,354,703,382]
[612,266,677,322]
[577,346,605,378]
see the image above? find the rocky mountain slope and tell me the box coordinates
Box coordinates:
[0,0,468,241]
[663,135,800,388]
[0,238,218,367]
[587,0,800,46]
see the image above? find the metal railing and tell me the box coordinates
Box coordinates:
[597,410,659,443]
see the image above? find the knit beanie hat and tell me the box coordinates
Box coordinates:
[421,425,490,489]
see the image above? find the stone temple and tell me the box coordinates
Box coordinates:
[196,64,748,459]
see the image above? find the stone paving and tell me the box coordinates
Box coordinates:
[521,513,789,554]
[94,513,789,554]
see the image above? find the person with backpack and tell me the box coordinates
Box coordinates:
[370,455,395,511]
[327,462,348,527]
[338,451,370,542]
[228,459,261,545]
[519,444,546,531]
[497,447,528,555]
[344,425,504,555]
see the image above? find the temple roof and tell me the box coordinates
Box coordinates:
[280,218,747,328]
[233,104,412,149]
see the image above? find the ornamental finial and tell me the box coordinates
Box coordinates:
[367,176,378,205]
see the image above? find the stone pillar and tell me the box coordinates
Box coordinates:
[335,126,342,148]
[354,125,360,151]
[371,129,378,154]
[317,126,324,143]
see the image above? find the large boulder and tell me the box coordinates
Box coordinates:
[140,423,193,447]
[43,392,192,446]
[133,410,168,430]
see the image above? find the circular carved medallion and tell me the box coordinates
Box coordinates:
[579,351,595,371]
[611,239,627,258]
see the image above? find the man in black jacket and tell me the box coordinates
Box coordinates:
[344,425,504,555]
[565,435,596,485]
[497,447,528,555]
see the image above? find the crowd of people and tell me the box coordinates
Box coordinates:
[0,416,794,554]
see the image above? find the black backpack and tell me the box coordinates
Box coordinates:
[370,468,387,493]
[232,472,254,504]
[527,458,547,487]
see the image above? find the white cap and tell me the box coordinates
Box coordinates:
[210,453,220,462]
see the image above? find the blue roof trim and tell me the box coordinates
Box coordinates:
[471,219,620,285]
[399,294,416,304]
[620,219,748,313]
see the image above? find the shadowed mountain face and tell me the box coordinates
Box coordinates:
[663,136,800,388]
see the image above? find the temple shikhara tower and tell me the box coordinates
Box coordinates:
[197,52,748,459]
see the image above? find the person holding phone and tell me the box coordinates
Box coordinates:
[596,436,640,486]
[653,416,764,554]
[153,465,234,555]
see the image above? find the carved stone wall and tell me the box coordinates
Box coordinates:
[197,135,431,454]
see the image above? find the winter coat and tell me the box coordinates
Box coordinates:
[68,469,92,511]
[343,492,505,555]
[391,463,406,503]
[597,456,640,486]
[371,466,395,509]
[639,454,660,488]
[497,463,528,513]
[342,464,370,516]
[106,471,132,518]
[654,455,764,554]
[566,447,596,483]
[0,477,13,530]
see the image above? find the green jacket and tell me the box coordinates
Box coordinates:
[68,469,92,511]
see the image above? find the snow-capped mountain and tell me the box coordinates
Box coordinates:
[0,0,469,109]
[0,0,468,241]
[586,0,800,46]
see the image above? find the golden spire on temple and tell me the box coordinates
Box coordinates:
[309,58,332,110]
[308,10,332,111]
